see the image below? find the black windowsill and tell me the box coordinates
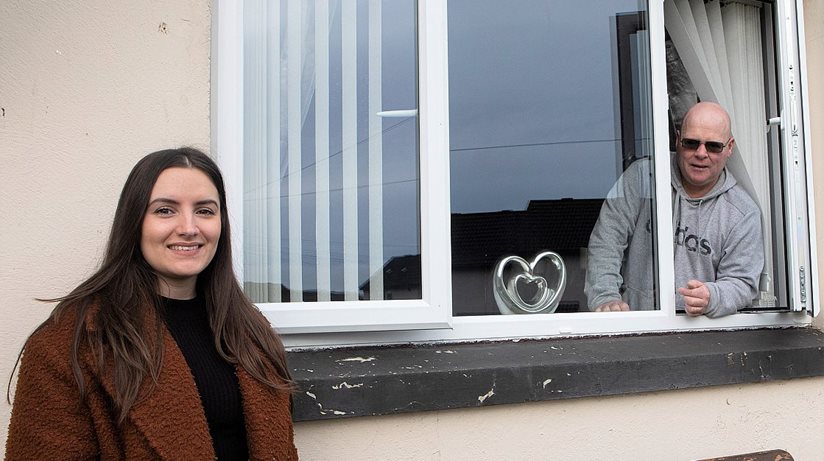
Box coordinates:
[289,327,824,422]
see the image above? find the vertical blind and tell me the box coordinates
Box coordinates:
[242,0,419,303]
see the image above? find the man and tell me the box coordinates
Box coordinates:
[585,102,763,317]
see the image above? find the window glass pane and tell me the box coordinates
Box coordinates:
[448,0,658,316]
[664,0,789,312]
[242,0,420,303]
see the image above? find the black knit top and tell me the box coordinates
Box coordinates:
[161,296,249,461]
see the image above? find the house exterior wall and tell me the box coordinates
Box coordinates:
[0,0,212,454]
[294,379,824,460]
[1,1,823,460]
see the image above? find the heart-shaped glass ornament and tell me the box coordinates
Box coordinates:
[493,251,566,314]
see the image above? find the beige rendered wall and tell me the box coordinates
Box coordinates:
[0,0,212,455]
[1,1,823,460]
[295,379,824,460]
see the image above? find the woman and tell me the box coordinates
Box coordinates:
[5,147,298,460]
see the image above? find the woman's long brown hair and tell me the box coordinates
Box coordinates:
[9,147,293,423]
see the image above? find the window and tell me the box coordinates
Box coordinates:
[448,1,659,316]
[212,0,817,345]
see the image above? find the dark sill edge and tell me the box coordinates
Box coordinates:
[288,327,824,422]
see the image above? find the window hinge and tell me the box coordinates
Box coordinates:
[800,266,807,306]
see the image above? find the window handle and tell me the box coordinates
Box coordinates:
[377,109,418,118]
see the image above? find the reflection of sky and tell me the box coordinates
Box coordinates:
[449,0,648,213]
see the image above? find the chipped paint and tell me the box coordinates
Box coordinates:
[478,388,495,403]
[542,378,553,389]
[317,405,351,415]
[310,394,352,416]
[435,350,456,354]
[332,381,364,390]
[338,356,376,363]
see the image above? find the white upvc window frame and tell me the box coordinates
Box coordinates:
[213,0,452,334]
[212,0,816,347]
[776,0,819,316]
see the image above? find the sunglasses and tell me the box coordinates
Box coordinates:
[679,137,732,154]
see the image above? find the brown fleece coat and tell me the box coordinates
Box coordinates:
[5,303,298,461]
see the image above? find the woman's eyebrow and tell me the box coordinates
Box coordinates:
[147,197,220,207]
[195,199,220,208]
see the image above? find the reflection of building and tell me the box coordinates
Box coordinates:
[362,198,603,314]
[361,254,422,301]
[451,198,603,315]
[362,199,602,313]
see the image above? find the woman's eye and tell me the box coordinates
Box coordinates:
[154,207,174,215]
[197,208,217,216]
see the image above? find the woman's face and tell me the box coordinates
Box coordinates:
[140,167,222,299]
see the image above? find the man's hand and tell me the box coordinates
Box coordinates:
[594,300,630,312]
[678,280,710,316]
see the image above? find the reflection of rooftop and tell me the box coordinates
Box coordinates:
[361,198,604,302]
[370,254,422,289]
[361,254,422,300]
[451,198,604,267]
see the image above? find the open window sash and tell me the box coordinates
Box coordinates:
[778,0,818,316]
[663,0,817,317]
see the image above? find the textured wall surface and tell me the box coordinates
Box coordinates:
[295,378,824,460]
[0,0,211,453]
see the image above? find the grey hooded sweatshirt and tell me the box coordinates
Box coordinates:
[585,154,763,317]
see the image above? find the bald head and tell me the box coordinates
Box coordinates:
[675,102,735,198]
[681,102,732,140]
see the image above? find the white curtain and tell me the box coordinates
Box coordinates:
[664,0,774,304]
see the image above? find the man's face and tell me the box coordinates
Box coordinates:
[676,108,734,198]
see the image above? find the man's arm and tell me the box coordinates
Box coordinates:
[698,209,764,317]
[585,160,649,311]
